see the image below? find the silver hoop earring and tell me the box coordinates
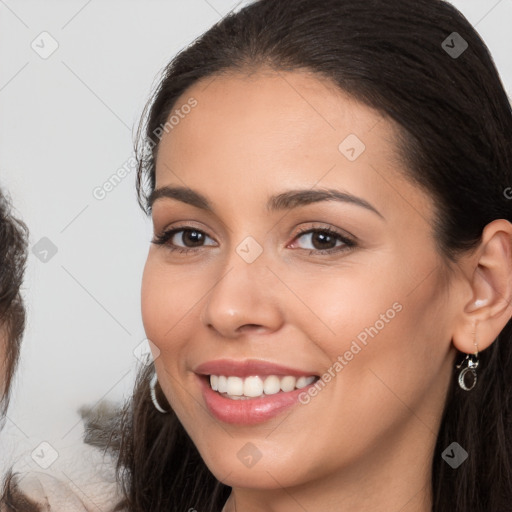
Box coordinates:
[456,322,480,392]
[456,353,479,391]
[150,373,169,413]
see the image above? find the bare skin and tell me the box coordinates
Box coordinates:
[141,68,512,512]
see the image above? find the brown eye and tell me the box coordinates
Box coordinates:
[291,226,356,255]
[302,231,338,250]
[151,226,216,254]
[175,229,206,247]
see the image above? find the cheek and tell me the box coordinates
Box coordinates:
[140,255,213,426]
[301,255,450,409]
[141,259,162,348]
[140,255,206,358]
[141,256,179,354]
[285,260,407,355]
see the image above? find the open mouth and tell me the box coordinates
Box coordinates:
[207,374,320,400]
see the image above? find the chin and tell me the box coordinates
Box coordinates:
[191,438,312,490]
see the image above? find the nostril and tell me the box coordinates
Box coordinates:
[238,324,264,333]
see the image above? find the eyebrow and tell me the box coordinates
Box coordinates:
[148,186,384,219]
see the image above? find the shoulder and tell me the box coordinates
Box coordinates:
[2,451,124,512]
[3,471,108,511]
[1,401,126,512]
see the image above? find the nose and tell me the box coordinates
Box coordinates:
[199,243,284,339]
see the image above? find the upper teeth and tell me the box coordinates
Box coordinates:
[210,375,316,399]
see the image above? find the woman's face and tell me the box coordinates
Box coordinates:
[141,69,461,492]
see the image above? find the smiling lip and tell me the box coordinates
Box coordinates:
[195,359,319,425]
[195,359,316,378]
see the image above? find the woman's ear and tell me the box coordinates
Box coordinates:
[452,219,512,354]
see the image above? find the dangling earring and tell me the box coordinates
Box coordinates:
[456,322,480,391]
[150,372,169,413]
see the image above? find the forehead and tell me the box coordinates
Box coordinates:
[157,68,388,160]
[154,69,433,223]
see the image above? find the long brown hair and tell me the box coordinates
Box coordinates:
[115,0,512,510]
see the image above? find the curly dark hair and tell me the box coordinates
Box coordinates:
[0,186,28,418]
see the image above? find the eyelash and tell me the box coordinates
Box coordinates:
[151,223,357,256]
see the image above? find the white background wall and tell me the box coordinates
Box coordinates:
[0,0,510,479]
